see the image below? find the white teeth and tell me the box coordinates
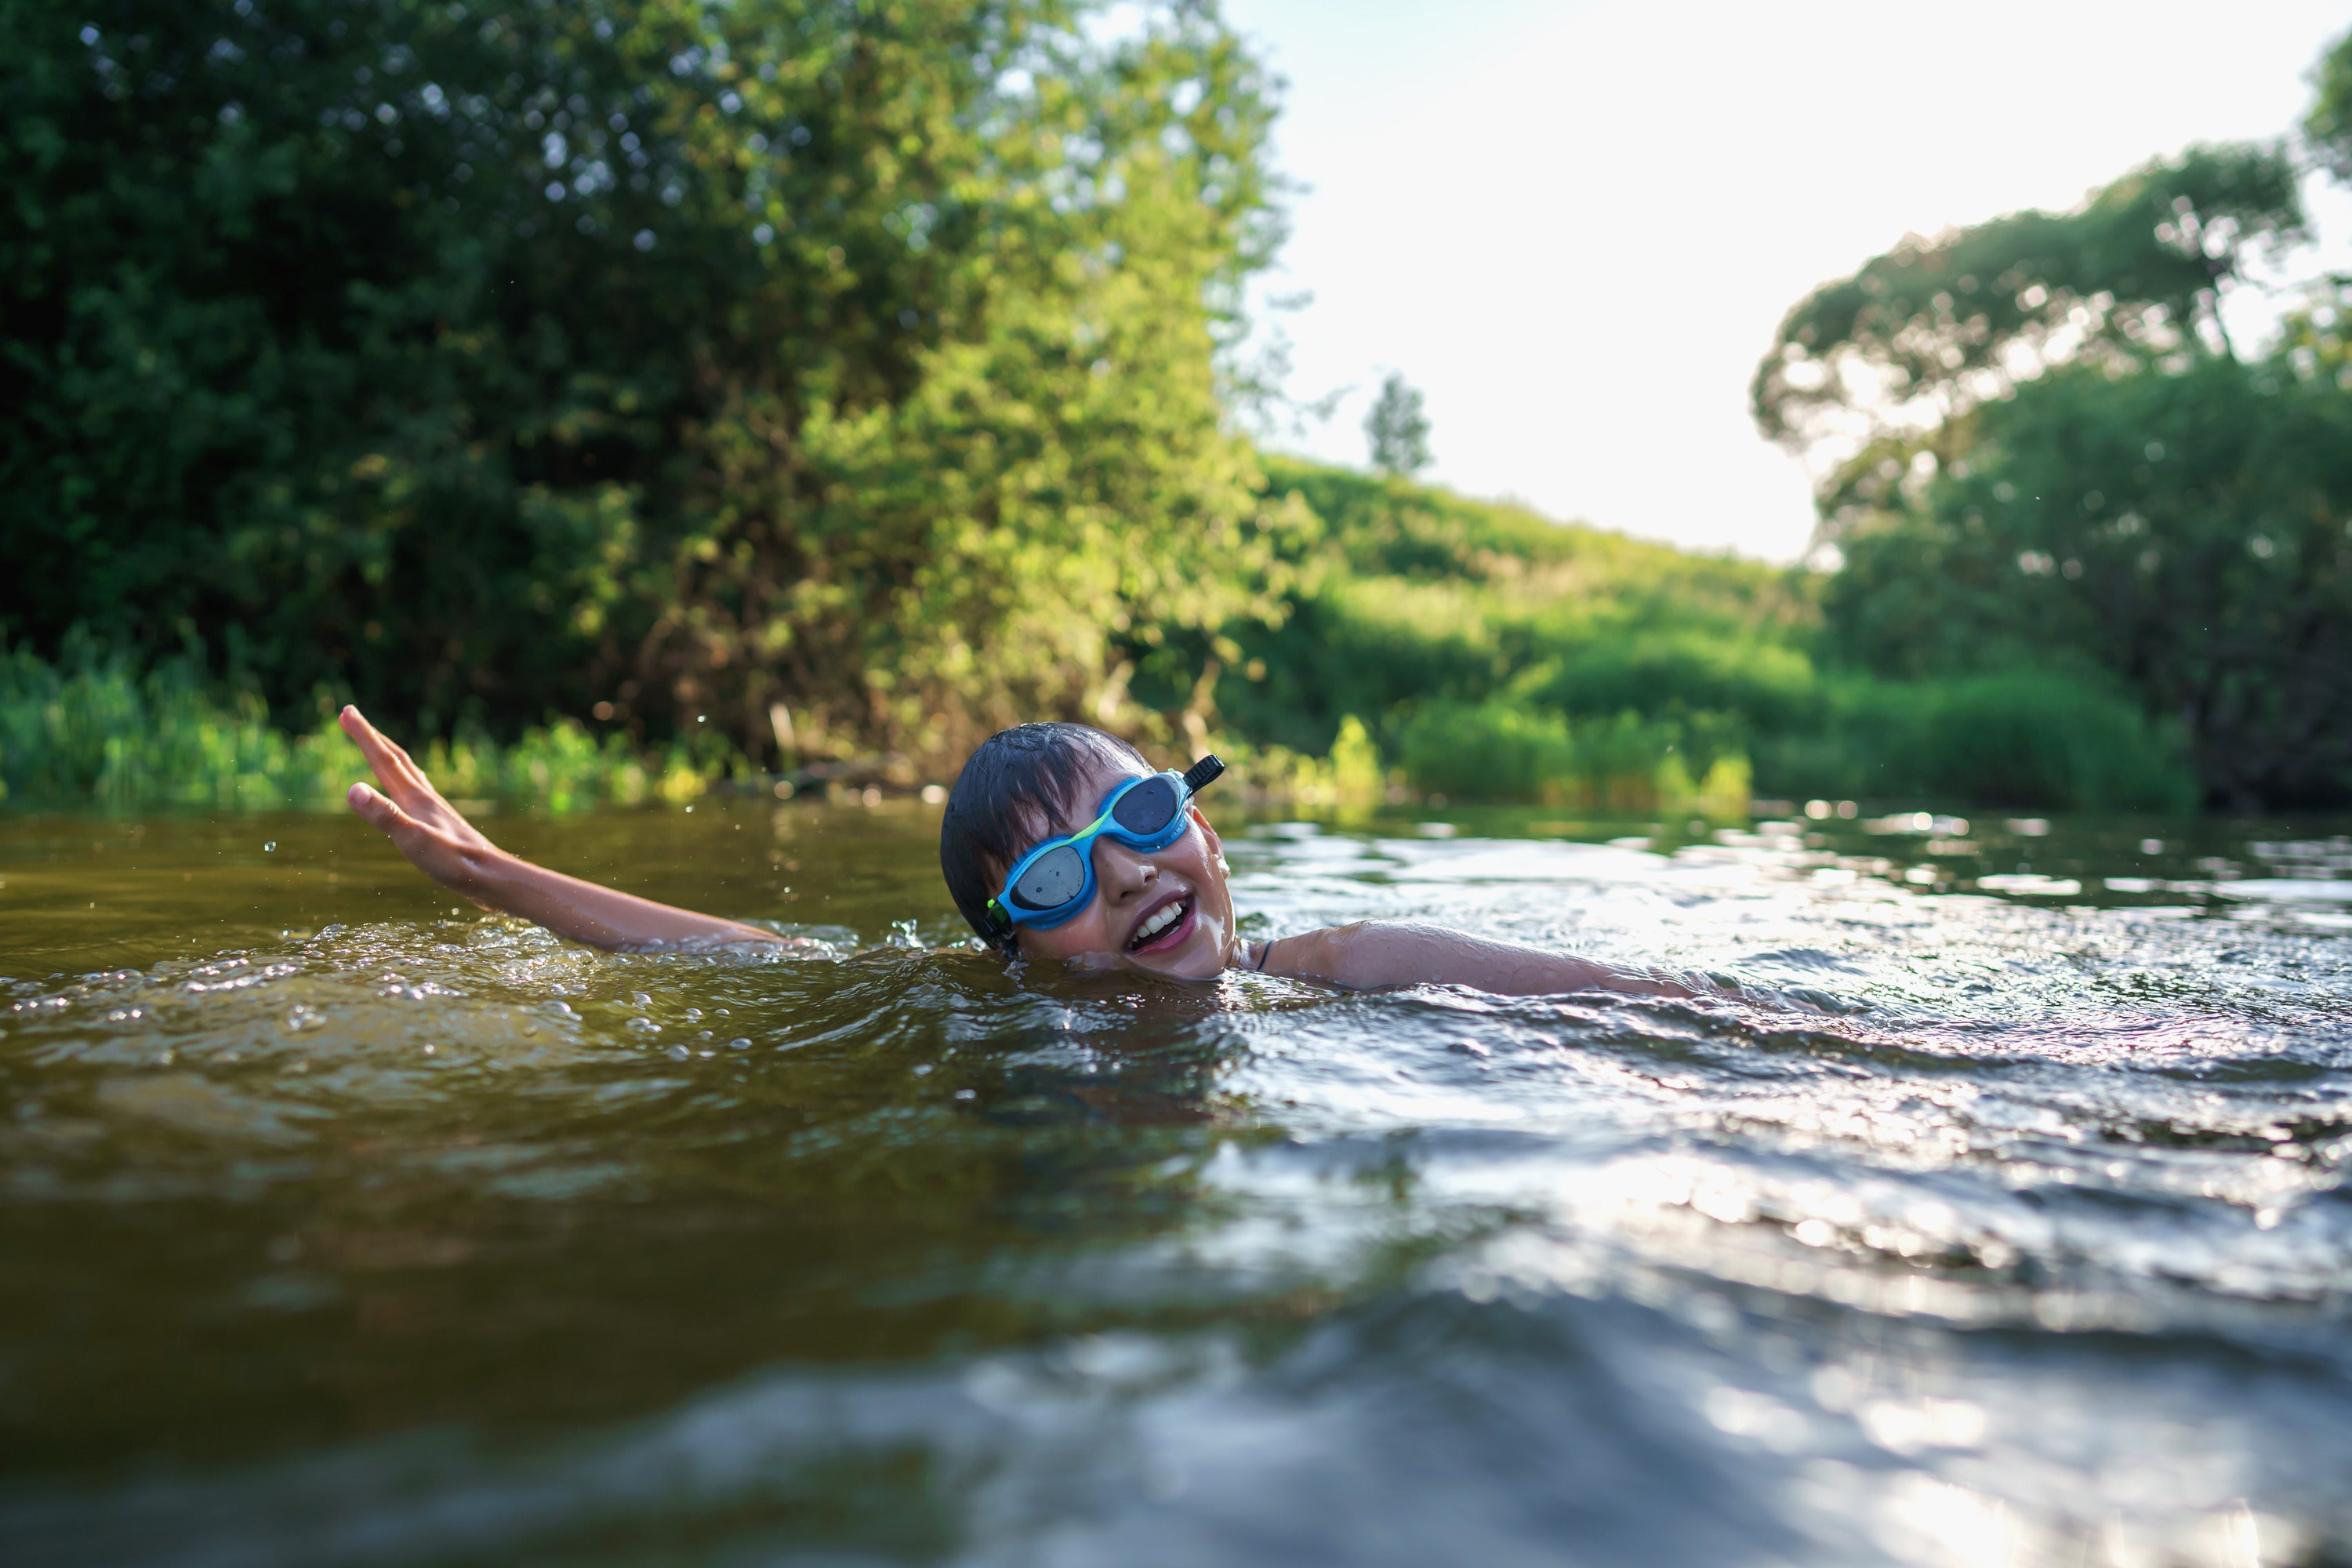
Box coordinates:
[1131,898,1188,947]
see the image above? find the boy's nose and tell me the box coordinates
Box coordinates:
[1094,840,1159,902]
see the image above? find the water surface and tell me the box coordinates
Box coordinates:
[4,801,2350,1566]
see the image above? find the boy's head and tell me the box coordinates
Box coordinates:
[940,723,1236,980]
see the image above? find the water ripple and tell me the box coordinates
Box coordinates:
[4,804,2350,1563]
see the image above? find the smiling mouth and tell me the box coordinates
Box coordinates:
[1127,894,1193,953]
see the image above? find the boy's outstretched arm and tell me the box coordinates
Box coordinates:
[339,706,793,950]
[1254,921,1698,998]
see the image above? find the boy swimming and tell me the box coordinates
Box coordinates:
[341,706,1693,998]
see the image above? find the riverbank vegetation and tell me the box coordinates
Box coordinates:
[1757,132,2352,811]
[0,641,731,810]
[1159,459,2191,815]
[2,2,2346,811]
[0,456,2197,815]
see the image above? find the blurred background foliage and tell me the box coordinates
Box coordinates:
[2,0,1279,772]
[2,1,2348,812]
[1755,115,2352,812]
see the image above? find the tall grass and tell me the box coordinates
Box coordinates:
[1200,462,2198,812]
[1390,703,1751,811]
[1370,674,2184,813]
[1,640,2194,815]
[0,646,731,810]
[1755,670,2198,811]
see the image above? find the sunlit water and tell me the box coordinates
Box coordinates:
[5,800,2351,1566]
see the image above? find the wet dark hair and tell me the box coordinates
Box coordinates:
[940,722,1150,950]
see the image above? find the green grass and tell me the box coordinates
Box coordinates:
[0,644,734,811]
[1199,458,2198,811]
[1754,670,2198,811]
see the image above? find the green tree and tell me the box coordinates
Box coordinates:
[0,0,1285,766]
[1748,114,2352,807]
[1363,371,1430,475]
[1754,143,2304,528]
[2307,24,2352,180]
[1824,359,2352,807]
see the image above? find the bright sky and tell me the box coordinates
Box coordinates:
[1220,0,2352,560]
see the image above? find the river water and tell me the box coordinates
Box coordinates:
[3,800,2350,1566]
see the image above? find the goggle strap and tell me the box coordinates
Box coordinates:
[1181,754,1225,793]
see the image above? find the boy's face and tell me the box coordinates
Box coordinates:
[1004,750,1239,982]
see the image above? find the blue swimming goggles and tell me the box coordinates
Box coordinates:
[983,756,1225,939]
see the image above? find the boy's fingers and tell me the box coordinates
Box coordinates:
[345,779,388,822]
[341,706,429,797]
[339,705,393,761]
[340,706,397,776]
[346,781,421,837]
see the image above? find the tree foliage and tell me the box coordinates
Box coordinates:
[1755,143,2304,524]
[1363,371,1430,475]
[1751,45,2352,808]
[0,0,1283,766]
[1755,670,2195,812]
[1827,361,2352,807]
[2308,24,2352,182]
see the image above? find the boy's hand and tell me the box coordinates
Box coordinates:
[340,705,503,894]
[340,703,791,949]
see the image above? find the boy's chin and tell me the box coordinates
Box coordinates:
[1058,932,1225,982]
[1128,921,1229,981]
[1129,948,1225,982]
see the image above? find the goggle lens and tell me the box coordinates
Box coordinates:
[1109,775,1180,837]
[1009,843,1088,910]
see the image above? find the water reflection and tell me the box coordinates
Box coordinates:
[2,802,2350,1563]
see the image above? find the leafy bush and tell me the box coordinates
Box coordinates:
[1518,632,1821,735]
[0,646,337,809]
[1821,361,2352,808]
[1389,701,1746,810]
[2,0,1282,771]
[1756,670,2197,811]
[1194,457,1814,763]
[0,642,724,810]
[1226,715,1389,815]
[1395,702,1577,800]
